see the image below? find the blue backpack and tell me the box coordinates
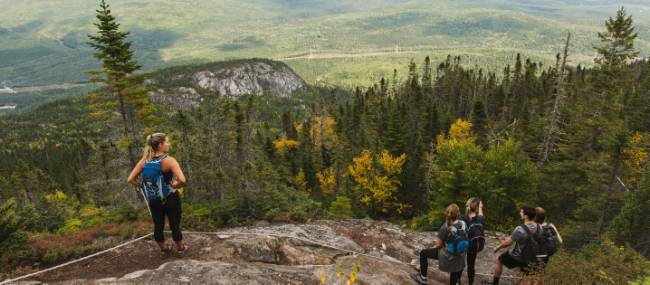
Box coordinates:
[446,221,470,255]
[141,155,171,200]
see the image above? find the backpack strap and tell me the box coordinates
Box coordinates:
[521,223,545,257]
[520,224,534,243]
[451,224,459,256]
[521,224,531,236]
[146,155,167,164]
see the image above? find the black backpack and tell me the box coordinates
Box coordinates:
[520,224,546,264]
[466,217,485,252]
[541,224,559,256]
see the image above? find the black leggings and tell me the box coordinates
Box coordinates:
[467,250,478,285]
[419,248,463,285]
[149,192,183,242]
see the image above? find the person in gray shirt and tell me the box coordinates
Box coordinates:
[491,206,538,285]
[415,203,468,285]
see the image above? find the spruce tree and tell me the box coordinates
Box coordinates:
[609,163,650,257]
[595,7,639,69]
[384,102,405,156]
[87,0,153,166]
[471,100,487,148]
[588,7,639,238]
[0,198,28,270]
[422,56,433,94]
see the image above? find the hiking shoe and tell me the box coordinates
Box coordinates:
[160,243,173,259]
[413,273,427,285]
[175,242,188,258]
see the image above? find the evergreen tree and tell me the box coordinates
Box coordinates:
[424,101,440,143]
[471,100,488,148]
[383,102,406,155]
[0,198,28,272]
[595,7,639,69]
[87,0,156,166]
[422,56,433,94]
[327,195,354,219]
[609,162,650,258]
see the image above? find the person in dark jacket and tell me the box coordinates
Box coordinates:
[461,197,485,285]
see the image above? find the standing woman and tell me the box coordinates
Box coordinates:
[416,204,468,285]
[127,133,188,257]
[462,197,486,285]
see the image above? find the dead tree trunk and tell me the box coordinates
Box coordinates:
[539,32,571,163]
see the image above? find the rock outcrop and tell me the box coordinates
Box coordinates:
[19,220,521,285]
[147,59,306,111]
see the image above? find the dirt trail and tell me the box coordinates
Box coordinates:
[33,234,222,283]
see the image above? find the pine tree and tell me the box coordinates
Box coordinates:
[595,7,639,69]
[87,0,154,166]
[0,198,28,272]
[424,101,440,143]
[327,195,354,219]
[587,7,640,238]
[172,110,196,181]
[282,111,298,140]
[609,162,650,257]
[422,56,433,94]
[383,102,405,155]
[0,198,22,246]
[471,100,488,148]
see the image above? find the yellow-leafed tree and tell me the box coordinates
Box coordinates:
[273,136,300,156]
[622,131,649,187]
[317,167,337,196]
[311,115,338,148]
[295,169,309,193]
[348,149,406,213]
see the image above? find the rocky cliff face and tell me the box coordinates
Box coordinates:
[20,220,521,285]
[147,59,306,111]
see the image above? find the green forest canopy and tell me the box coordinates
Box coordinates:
[0,3,649,283]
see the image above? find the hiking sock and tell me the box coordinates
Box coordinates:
[492,276,500,285]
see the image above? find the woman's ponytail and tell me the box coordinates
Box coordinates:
[445,203,460,240]
[466,197,481,214]
[141,133,167,162]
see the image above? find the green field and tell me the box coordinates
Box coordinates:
[1,0,649,88]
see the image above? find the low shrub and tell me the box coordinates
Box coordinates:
[541,237,650,284]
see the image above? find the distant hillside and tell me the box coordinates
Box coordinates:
[0,59,307,113]
[147,59,307,111]
[1,0,649,87]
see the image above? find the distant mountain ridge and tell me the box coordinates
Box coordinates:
[147,59,307,111]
